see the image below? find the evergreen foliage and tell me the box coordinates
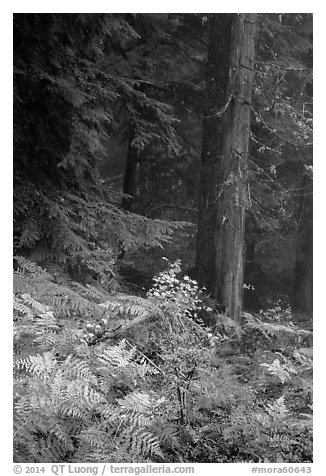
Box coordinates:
[14,13,187,283]
[244,14,313,304]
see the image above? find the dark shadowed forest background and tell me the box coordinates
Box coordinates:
[13,13,313,464]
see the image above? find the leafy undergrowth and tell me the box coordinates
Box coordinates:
[13,257,312,463]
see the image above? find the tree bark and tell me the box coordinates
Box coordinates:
[196,14,234,291]
[196,13,257,322]
[215,14,257,321]
[243,239,260,312]
[293,175,313,317]
[118,128,138,260]
[122,130,138,212]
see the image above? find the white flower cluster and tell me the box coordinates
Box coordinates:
[147,259,202,319]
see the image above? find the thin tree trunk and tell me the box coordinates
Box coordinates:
[293,175,313,318]
[122,130,138,212]
[214,14,257,321]
[118,128,138,259]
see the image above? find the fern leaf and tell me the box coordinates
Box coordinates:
[118,392,152,412]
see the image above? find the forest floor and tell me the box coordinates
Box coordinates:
[13,256,313,463]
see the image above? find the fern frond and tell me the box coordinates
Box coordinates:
[265,396,289,418]
[14,256,43,275]
[97,340,136,367]
[14,299,33,320]
[60,357,97,383]
[261,358,297,384]
[15,352,57,378]
[20,293,49,313]
[118,392,152,412]
[129,428,163,458]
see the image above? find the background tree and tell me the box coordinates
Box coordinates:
[293,172,313,317]
[244,13,313,314]
[13,13,185,285]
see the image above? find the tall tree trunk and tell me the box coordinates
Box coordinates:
[196,13,257,322]
[196,14,234,291]
[243,238,260,312]
[122,130,138,212]
[215,14,257,321]
[293,175,313,318]
[118,128,138,260]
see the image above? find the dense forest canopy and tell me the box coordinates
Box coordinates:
[13,13,313,465]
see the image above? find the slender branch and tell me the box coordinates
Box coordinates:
[205,94,233,119]
[124,338,166,375]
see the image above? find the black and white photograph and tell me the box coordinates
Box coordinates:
[12,9,314,468]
